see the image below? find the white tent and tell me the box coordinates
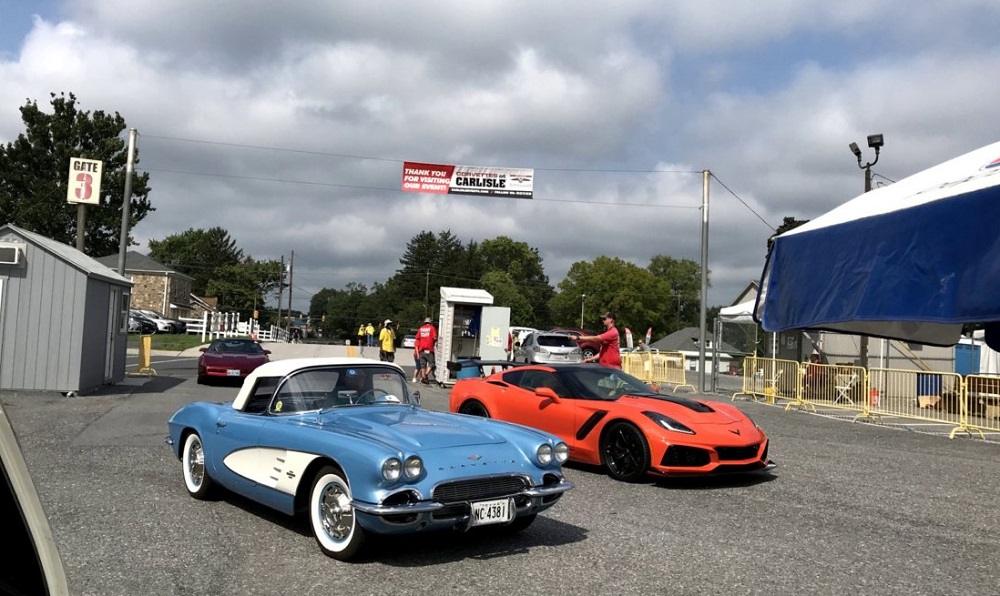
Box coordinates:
[719,300,756,323]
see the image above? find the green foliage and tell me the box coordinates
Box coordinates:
[148,227,244,295]
[205,257,284,318]
[0,92,153,255]
[550,255,705,339]
[475,237,553,327]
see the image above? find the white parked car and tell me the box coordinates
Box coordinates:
[136,309,187,333]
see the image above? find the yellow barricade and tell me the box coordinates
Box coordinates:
[622,351,694,392]
[732,356,801,404]
[964,374,1000,436]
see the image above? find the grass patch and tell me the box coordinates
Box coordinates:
[128,333,209,352]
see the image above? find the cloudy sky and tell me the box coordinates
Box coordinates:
[3,1,1000,317]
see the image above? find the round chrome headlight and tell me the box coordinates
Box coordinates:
[382,457,402,482]
[403,455,423,479]
[536,443,553,465]
[554,442,570,463]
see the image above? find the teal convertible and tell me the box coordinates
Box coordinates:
[166,357,572,561]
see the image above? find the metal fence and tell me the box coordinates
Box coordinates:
[622,351,695,392]
[731,356,1000,439]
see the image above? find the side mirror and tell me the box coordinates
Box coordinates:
[534,387,561,403]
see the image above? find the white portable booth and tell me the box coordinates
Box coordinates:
[434,287,510,385]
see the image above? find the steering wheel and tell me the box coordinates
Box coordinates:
[357,388,398,405]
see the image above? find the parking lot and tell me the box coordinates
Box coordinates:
[3,351,1000,596]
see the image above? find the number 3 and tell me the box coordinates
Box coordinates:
[75,172,93,200]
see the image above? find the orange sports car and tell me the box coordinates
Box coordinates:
[449,363,775,482]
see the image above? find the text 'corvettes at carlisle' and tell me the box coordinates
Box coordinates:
[449,363,775,482]
[166,358,573,561]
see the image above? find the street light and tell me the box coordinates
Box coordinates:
[580,294,586,328]
[849,133,884,369]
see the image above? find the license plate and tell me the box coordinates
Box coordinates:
[226,369,241,377]
[470,498,514,526]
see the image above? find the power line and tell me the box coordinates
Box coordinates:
[710,172,776,232]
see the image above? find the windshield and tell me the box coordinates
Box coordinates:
[267,365,416,414]
[536,334,578,348]
[556,366,661,400]
[211,340,266,354]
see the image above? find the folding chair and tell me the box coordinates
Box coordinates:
[834,372,857,404]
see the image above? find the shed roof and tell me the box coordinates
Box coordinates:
[0,224,131,286]
[95,250,194,280]
[649,326,742,354]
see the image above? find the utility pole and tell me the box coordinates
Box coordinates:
[277,255,284,332]
[287,250,294,334]
[697,170,710,392]
[116,129,137,275]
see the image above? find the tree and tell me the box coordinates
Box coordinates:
[647,255,704,331]
[393,230,468,319]
[148,227,244,295]
[550,256,669,334]
[205,257,284,318]
[0,92,153,255]
[475,236,554,327]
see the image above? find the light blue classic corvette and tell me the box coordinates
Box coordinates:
[166,357,573,561]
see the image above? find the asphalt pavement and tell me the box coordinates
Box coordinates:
[4,343,1000,595]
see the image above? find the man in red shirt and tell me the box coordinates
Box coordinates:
[575,312,621,369]
[415,317,438,384]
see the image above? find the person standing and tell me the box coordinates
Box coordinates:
[365,322,375,347]
[412,345,421,383]
[574,311,622,369]
[415,317,438,384]
[378,319,396,362]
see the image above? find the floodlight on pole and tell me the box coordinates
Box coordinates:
[848,133,885,369]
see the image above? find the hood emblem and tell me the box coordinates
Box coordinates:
[468,454,482,460]
[729,428,741,435]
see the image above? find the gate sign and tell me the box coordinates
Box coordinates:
[66,157,103,205]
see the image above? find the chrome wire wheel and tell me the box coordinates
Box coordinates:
[310,467,366,560]
[182,432,215,499]
[600,422,650,483]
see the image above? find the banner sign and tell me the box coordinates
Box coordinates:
[66,157,104,205]
[402,161,533,199]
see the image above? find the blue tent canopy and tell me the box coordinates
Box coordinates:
[756,140,1000,347]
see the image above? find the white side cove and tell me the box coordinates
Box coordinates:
[225,448,320,495]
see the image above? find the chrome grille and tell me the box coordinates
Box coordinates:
[432,475,528,504]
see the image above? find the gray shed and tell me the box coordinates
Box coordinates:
[0,224,133,394]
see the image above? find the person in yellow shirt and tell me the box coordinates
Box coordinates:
[378,320,396,362]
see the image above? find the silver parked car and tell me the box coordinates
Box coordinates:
[513,332,584,364]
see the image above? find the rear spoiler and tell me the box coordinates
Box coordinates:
[446,359,524,377]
